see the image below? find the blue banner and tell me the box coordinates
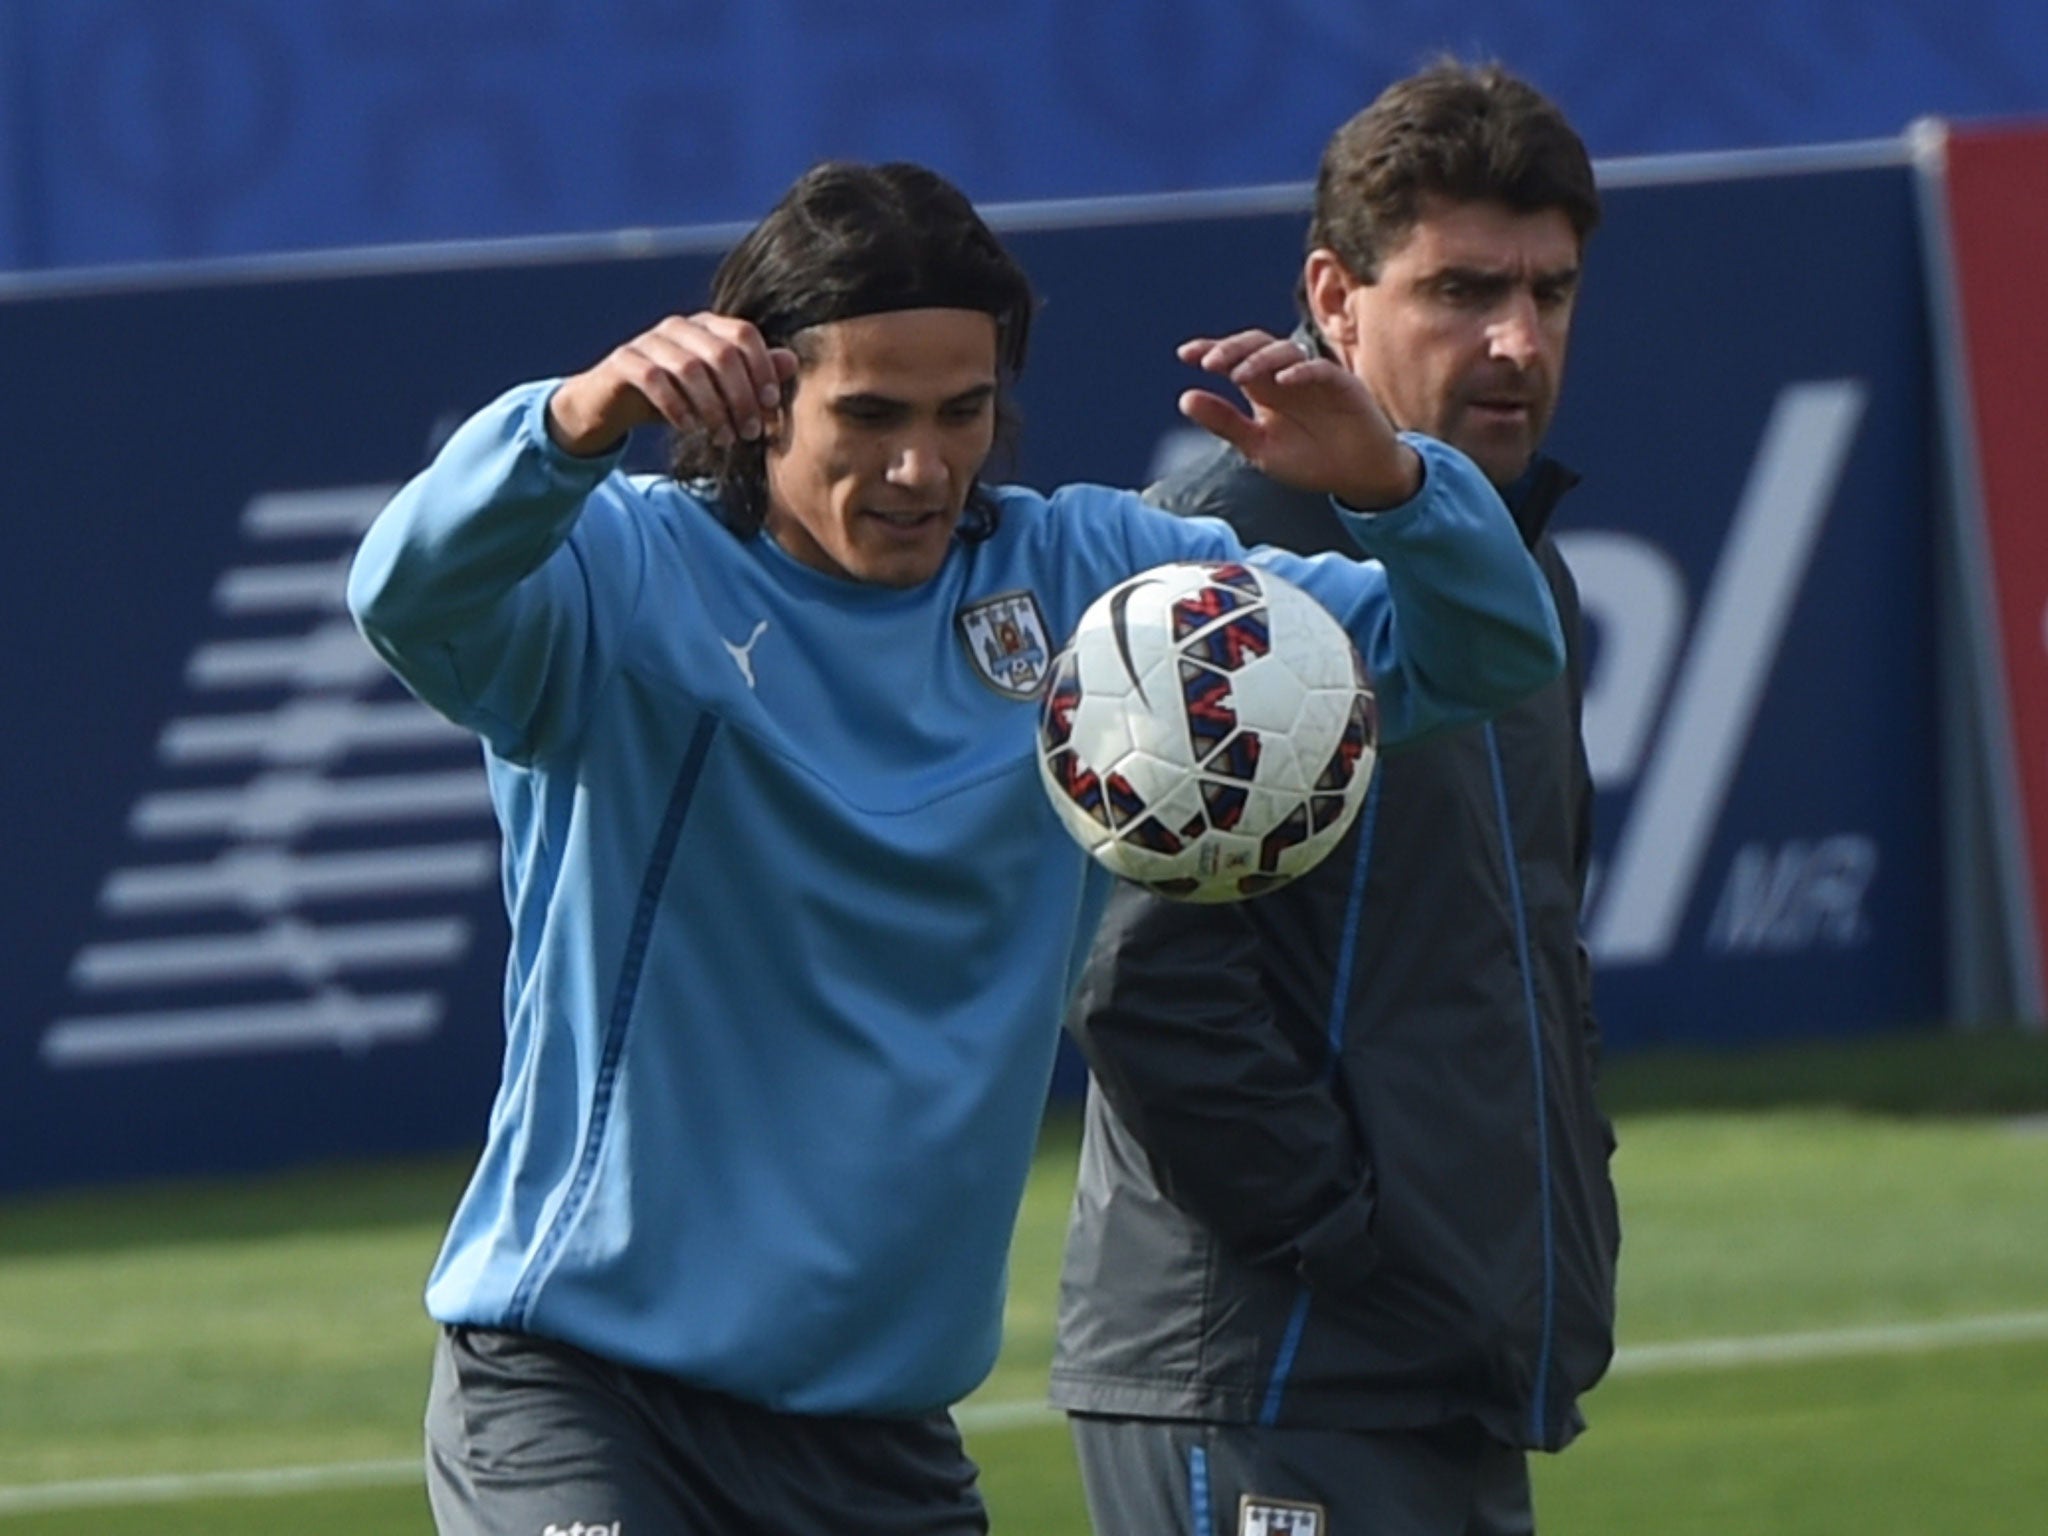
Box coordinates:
[4,0,2046,273]
[0,149,1940,1192]
[1553,163,1941,1049]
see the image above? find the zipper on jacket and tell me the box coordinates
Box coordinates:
[1486,722,1557,1444]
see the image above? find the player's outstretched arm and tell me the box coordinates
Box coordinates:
[1177,330,1422,510]
[546,312,800,457]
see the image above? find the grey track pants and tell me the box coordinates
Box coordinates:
[1069,1413,1533,1536]
[425,1326,987,1536]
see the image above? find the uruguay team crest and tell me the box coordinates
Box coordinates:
[1238,1496,1324,1536]
[957,589,1053,699]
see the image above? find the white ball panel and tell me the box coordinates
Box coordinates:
[1036,561,1379,902]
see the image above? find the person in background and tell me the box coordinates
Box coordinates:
[1053,61,1621,1536]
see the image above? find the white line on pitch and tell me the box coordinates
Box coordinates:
[1605,1307,2048,1374]
[0,1458,422,1515]
[5,1310,2048,1515]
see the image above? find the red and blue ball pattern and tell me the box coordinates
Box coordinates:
[1036,561,1377,902]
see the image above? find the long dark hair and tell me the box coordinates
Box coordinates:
[671,161,1037,540]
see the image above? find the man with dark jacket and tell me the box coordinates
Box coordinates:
[1052,62,1621,1536]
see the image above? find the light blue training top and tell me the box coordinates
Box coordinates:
[346,380,1562,1416]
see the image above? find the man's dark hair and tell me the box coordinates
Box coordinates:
[672,160,1036,540]
[1301,60,1599,314]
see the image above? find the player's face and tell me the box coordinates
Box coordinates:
[1320,197,1580,487]
[764,308,999,588]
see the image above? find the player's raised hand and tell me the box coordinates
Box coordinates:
[546,313,800,457]
[1178,330,1422,510]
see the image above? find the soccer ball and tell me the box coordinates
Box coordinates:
[1037,560,1377,902]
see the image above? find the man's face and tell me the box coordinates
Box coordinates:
[763,308,999,588]
[1318,196,1581,487]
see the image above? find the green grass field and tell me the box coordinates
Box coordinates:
[4,1029,2048,1533]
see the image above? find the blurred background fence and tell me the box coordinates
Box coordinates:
[4,0,2047,274]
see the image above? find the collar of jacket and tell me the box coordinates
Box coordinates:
[1503,454,1579,550]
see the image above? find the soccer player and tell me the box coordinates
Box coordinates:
[346,158,1564,1536]
[1052,63,1622,1535]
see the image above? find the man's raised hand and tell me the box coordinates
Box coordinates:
[546,313,800,458]
[1178,330,1422,510]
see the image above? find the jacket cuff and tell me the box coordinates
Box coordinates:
[1328,431,1444,527]
[529,380,634,474]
